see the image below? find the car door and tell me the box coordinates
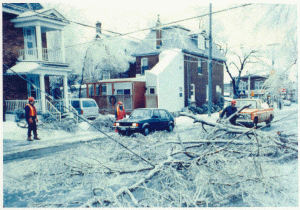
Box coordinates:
[150,110,161,131]
[159,110,169,130]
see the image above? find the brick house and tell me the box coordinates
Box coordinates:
[87,17,226,113]
[232,73,269,99]
[132,17,226,112]
[3,3,74,120]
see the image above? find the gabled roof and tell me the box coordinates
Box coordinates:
[132,25,226,62]
[2,3,43,15]
[17,8,69,23]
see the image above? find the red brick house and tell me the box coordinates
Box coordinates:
[87,17,226,113]
[2,3,74,120]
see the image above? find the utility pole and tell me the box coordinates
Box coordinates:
[247,70,251,98]
[208,3,212,116]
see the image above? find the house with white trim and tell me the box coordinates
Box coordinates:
[3,3,75,121]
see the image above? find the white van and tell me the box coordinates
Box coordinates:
[70,98,99,120]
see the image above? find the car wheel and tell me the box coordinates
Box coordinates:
[254,117,258,128]
[167,124,174,132]
[143,127,150,136]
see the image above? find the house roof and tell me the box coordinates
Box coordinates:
[5,62,72,75]
[132,25,226,62]
[16,8,69,24]
[2,3,43,15]
[89,76,146,84]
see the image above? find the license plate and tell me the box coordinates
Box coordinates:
[119,127,126,130]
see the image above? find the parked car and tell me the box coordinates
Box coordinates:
[220,99,274,127]
[113,108,175,136]
[283,100,291,106]
[70,98,99,120]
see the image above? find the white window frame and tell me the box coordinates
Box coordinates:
[141,58,148,75]
[255,80,264,90]
[198,58,202,75]
[239,81,247,91]
[190,84,195,101]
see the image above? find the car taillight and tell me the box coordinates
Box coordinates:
[81,110,83,114]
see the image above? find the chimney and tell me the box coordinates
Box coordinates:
[156,15,162,49]
[96,21,101,34]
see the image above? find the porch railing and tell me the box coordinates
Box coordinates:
[45,99,61,122]
[51,99,78,123]
[5,100,41,114]
[17,48,62,63]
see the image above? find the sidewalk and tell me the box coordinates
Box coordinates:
[2,114,112,162]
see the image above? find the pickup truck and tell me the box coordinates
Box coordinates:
[222,99,274,127]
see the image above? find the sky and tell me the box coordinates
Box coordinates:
[12,0,298,83]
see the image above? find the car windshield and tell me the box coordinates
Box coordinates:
[130,109,152,118]
[236,100,257,109]
[82,100,97,108]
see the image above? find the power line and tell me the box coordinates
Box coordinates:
[3,63,156,168]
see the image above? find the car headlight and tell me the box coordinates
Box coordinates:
[132,123,139,127]
[115,123,120,126]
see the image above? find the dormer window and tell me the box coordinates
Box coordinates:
[198,35,205,50]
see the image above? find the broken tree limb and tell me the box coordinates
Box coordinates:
[179,112,253,135]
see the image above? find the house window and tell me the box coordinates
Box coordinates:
[198,58,202,74]
[124,89,131,95]
[190,84,195,101]
[96,84,100,95]
[116,89,131,95]
[102,71,110,80]
[198,35,205,50]
[191,35,198,46]
[141,58,148,75]
[150,88,155,94]
[117,90,124,95]
[102,84,107,95]
[216,85,222,93]
[255,80,264,90]
[239,81,247,91]
[89,84,94,96]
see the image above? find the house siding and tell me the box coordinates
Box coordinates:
[136,55,159,75]
[2,12,24,69]
[184,54,224,107]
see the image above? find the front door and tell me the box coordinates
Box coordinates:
[27,75,40,100]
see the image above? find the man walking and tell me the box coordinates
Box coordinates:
[25,97,41,141]
[219,100,238,125]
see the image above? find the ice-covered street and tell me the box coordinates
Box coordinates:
[2,104,298,207]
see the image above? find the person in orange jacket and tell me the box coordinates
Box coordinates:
[25,97,41,141]
[115,101,126,121]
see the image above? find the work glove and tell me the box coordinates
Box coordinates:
[36,118,38,122]
[28,118,33,124]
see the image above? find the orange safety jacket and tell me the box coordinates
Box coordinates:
[116,106,126,121]
[26,104,37,117]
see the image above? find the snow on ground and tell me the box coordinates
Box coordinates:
[2,104,298,207]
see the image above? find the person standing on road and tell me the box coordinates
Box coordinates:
[115,101,126,120]
[25,97,41,141]
[218,100,238,125]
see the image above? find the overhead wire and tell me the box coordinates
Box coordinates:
[3,63,156,168]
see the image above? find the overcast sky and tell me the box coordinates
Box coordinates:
[40,0,297,83]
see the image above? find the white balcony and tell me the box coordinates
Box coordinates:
[18,48,63,63]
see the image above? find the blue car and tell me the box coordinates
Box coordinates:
[113,108,175,136]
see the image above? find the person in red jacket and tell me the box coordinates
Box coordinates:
[115,101,126,121]
[25,97,41,141]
